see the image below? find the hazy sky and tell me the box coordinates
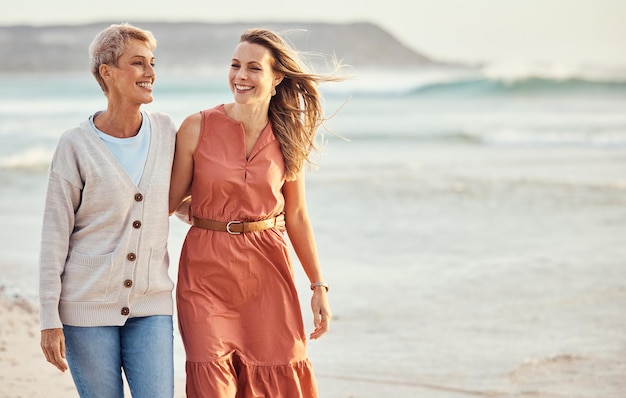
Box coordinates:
[3,0,625,67]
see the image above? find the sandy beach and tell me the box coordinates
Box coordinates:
[3,286,626,398]
[0,293,187,398]
[0,293,77,398]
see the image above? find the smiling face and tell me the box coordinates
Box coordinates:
[102,38,156,105]
[229,41,282,106]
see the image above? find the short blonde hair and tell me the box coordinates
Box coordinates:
[89,23,157,91]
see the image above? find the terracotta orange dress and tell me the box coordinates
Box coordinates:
[176,105,318,397]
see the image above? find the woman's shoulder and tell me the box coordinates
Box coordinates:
[144,112,178,147]
[199,104,226,118]
[181,104,227,127]
[145,111,176,128]
[56,119,93,147]
[177,104,229,144]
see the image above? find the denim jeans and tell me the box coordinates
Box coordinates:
[64,315,174,398]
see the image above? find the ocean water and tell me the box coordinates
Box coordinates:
[1,65,626,397]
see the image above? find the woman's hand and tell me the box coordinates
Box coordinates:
[173,195,192,224]
[40,328,68,372]
[275,213,286,232]
[309,288,331,340]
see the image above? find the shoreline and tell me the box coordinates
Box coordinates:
[4,288,626,398]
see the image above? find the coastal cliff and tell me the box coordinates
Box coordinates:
[0,21,438,73]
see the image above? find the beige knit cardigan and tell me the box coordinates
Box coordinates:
[39,112,177,330]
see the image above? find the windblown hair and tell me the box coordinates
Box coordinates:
[239,28,346,181]
[89,23,157,92]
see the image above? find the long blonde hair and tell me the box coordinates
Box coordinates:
[239,28,346,181]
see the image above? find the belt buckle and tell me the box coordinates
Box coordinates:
[226,221,242,235]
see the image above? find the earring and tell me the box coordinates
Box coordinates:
[271,87,276,96]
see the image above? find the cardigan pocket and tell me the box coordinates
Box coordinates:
[60,251,114,302]
[136,247,173,295]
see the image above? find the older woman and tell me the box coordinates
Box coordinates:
[39,23,176,397]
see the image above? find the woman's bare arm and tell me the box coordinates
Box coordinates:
[169,112,201,215]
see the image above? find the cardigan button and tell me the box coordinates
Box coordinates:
[132,220,142,229]
[121,307,130,316]
[124,279,133,288]
[134,193,143,202]
[127,253,136,261]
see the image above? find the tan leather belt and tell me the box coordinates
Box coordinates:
[192,214,282,235]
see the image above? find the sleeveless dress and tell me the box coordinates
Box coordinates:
[176,104,318,397]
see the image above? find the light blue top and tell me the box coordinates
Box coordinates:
[90,111,151,185]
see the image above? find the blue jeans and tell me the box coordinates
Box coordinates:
[64,315,174,398]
